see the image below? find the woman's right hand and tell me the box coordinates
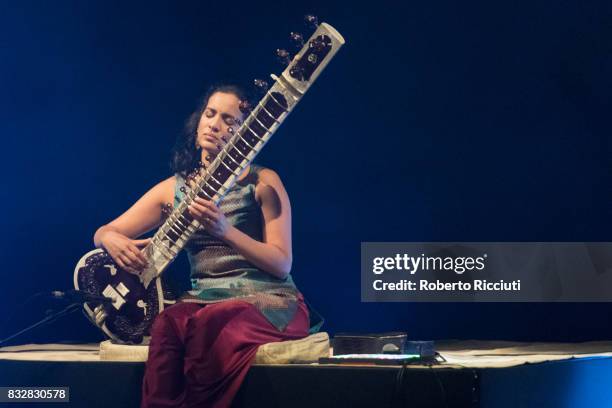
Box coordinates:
[99,230,150,274]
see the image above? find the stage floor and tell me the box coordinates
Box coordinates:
[2,341,612,407]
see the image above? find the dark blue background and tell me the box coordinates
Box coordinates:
[1,0,611,343]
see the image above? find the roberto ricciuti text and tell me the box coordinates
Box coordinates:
[373,279,521,292]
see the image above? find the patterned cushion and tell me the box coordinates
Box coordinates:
[99,332,330,364]
[253,332,330,364]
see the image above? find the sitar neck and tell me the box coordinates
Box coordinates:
[139,22,345,288]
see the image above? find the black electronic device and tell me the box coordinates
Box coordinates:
[324,333,438,365]
[333,332,410,355]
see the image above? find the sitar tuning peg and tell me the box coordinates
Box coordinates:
[239,100,251,115]
[289,65,305,81]
[304,14,319,28]
[290,32,304,48]
[254,79,269,93]
[276,49,291,65]
[309,37,326,52]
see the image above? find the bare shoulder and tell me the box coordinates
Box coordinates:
[256,167,283,187]
[148,175,176,205]
[157,175,176,192]
[254,167,289,205]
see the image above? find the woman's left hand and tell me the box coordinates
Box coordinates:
[188,197,231,238]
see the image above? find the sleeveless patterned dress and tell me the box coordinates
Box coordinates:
[174,164,300,331]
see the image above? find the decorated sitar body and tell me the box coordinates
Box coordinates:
[74,20,345,344]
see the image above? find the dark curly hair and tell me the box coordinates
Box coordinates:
[171,84,250,177]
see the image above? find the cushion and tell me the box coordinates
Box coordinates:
[253,332,330,364]
[99,332,330,364]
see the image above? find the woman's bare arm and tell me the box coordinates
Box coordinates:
[94,176,175,272]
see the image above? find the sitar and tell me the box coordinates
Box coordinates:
[74,18,344,343]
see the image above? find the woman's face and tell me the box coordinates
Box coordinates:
[196,91,244,156]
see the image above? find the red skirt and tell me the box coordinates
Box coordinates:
[141,293,309,408]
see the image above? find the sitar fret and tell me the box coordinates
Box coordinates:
[266,91,291,114]
[152,235,178,258]
[240,132,263,149]
[166,224,184,240]
[256,102,281,126]
[196,185,216,200]
[170,214,191,231]
[221,153,244,171]
[218,159,243,178]
[250,114,271,135]
[245,126,264,143]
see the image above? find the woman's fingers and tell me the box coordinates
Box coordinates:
[128,242,148,265]
[194,197,218,212]
[125,247,147,269]
[191,198,214,211]
[120,247,140,265]
[118,252,142,274]
[111,247,146,273]
[189,201,217,222]
[102,233,149,274]
[132,238,151,247]
[188,198,229,238]
[114,255,128,270]
[117,253,133,269]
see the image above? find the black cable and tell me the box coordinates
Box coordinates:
[393,361,409,408]
[393,353,450,408]
[0,291,48,336]
[0,303,82,347]
[428,364,449,408]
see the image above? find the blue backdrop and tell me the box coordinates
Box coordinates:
[1,0,611,343]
